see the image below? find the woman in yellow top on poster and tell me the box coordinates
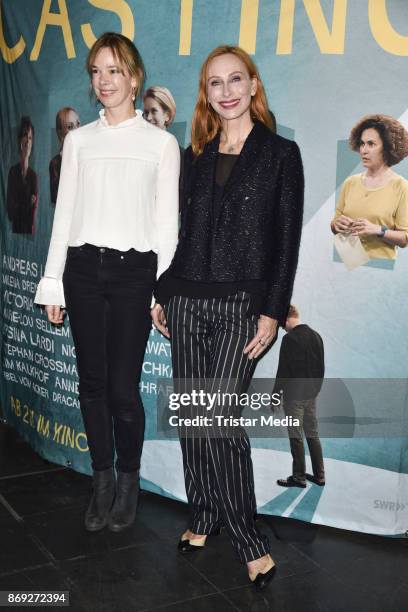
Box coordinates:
[331,114,408,260]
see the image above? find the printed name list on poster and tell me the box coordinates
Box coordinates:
[2,254,79,423]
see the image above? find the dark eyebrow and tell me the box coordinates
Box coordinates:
[207,70,245,82]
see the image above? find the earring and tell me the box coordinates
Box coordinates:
[131,87,136,101]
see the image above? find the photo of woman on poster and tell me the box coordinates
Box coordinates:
[143,86,176,130]
[331,114,408,263]
[143,86,184,202]
[6,116,39,234]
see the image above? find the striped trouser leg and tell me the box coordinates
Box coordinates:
[166,292,270,563]
[205,292,269,563]
[166,295,221,534]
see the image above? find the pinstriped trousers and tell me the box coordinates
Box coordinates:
[165,292,270,564]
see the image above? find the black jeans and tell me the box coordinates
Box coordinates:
[63,244,156,472]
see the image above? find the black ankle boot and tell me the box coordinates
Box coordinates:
[85,467,115,532]
[108,470,140,532]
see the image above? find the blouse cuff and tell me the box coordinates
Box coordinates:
[34,277,66,307]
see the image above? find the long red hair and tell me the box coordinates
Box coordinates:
[191,45,273,156]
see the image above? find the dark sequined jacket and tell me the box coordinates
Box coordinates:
[166,120,304,323]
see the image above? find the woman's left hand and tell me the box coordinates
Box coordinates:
[244,315,278,360]
[351,218,381,236]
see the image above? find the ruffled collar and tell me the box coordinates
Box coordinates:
[98,108,143,128]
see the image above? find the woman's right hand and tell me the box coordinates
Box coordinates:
[45,305,65,325]
[332,215,353,234]
[151,303,170,338]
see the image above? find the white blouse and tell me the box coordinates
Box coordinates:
[35,109,180,306]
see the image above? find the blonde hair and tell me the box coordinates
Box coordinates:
[144,86,176,125]
[86,32,145,102]
[191,45,273,156]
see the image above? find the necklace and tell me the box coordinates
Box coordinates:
[221,122,253,154]
[224,137,245,154]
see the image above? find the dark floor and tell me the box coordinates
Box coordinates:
[0,423,407,612]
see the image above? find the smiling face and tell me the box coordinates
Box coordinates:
[359,128,386,170]
[143,97,170,129]
[206,53,257,123]
[91,46,137,115]
[20,127,33,159]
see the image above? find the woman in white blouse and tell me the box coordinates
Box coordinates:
[35,32,180,532]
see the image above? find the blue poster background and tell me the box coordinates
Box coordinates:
[1,0,407,535]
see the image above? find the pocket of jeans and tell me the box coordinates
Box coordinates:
[123,249,157,272]
[66,246,83,260]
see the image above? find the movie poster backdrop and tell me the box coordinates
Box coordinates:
[1,0,407,535]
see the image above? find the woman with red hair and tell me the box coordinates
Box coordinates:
[152,45,304,589]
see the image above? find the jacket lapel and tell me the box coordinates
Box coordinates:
[192,134,219,211]
[221,121,269,200]
[192,122,271,226]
